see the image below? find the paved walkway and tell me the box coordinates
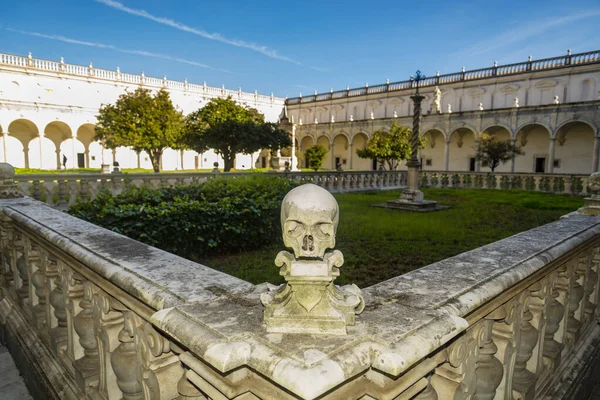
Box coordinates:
[0,345,32,400]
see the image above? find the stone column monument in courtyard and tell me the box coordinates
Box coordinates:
[386,71,442,211]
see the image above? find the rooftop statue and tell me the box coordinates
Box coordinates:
[261,184,364,334]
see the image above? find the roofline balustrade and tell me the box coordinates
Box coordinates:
[286,50,600,104]
[0,52,285,105]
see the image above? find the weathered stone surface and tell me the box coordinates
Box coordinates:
[3,196,600,399]
[0,197,254,310]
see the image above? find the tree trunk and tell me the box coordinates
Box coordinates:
[150,150,162,173]
[223,152,235,172]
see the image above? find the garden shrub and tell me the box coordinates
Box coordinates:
[68,175,299,258]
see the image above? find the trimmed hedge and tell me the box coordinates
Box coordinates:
[68,175,299,257]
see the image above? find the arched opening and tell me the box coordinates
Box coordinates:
[115,147,138,169]
[555,121,595,174]
[161,148,179,171]
[332,134,349,170]
[352,132,371,170]
[480,125,513,172]
[514,124,551,173]
[421,129,445,171]
[88,141,105,169]
[77,124,96,168]
[7,119,39,168]
[316,136,332,169]
[60,139,85,169]
[45,121,73,169]
[448,127,476,171]
[182,150,199,170]
[28,137,57,170]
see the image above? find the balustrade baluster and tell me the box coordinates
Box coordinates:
[111,310,143,400]
[73,280,100,390]
[1,215,15,285]
[15,234,29,303]
[48,259,68,352]
[491,299,520,399]
[28,242,47,330]
[585,248,600,323]
[32,180,42,200]
[93,291,125,400]
[79,180,89,202]
[58,262,84,376]
[566,259,585,343]
[512,291,539,398]
[57,180,68,209]
[474,318,503,400]
[430,323,479,397]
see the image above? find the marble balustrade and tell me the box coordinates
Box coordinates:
[0,195,599,399]
[15,170,591,210]
[421,171,590,195]
[14,170,409,207]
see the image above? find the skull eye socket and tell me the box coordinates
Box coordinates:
[313,222,333,240]
[285,220,305,238]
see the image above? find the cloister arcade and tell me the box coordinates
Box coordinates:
[0,118,229,171]
[293,115,598,174]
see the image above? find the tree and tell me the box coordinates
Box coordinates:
[183,97,291,171]
[356,122,425,170]
[304,145,328,171]
[476,133,524,172]
[95,88,185,172]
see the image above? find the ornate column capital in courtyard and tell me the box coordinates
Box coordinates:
[261,183,364,335]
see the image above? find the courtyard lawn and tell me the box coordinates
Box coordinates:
[200,188,584,288]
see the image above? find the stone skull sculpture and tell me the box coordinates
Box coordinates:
[281,184,339,259]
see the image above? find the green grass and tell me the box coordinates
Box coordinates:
[199,188,584,288]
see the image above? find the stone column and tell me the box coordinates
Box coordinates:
[2,132,7,163]
[401,94,425,202]
[444,140,450,171]
[349,143,353,170]
[592,136,600,172]
[548,138,556,173]
[329,139,337,171]
[291,124,299,171]
[72,134,77,169]
[39,134,44,169]
[511,139,517,173]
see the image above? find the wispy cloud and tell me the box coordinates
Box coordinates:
[95,0,301,65]
[6,28,234,73]
[464,10,600,56]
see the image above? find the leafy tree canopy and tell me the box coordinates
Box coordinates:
[476,133,524,172]
[356,122,425,170]
[95,88,185,172]
[304,145,328,171]
[184,97,291,171]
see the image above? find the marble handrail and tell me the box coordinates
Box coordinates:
[0,192,599,399]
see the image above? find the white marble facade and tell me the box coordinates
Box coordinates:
[1,50,599,173]
[0,52,284,170]
[287,51,600,174]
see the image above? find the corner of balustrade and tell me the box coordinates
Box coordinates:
[0,163,23,200]
[578,172,600,216]
[260,183,365,335]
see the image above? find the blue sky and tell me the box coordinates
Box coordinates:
[1,0,599,97]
